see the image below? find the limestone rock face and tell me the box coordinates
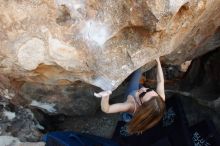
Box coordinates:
[1,0,220,90]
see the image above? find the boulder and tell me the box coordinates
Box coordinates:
[0,0,220,90]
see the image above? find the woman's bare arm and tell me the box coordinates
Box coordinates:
[156,58,165,100]
[101,95,132,113]
[95,90,132,113]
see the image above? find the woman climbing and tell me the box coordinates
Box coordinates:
[94,58,165,134]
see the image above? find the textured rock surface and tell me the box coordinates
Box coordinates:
[0,136,45,146]
[20,81,100,116]
[180,48,220,99]
[1,0,220,90]
[179,48,220,132]
[0,96,43,142]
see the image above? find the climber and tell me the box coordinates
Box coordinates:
[94,58,165,134]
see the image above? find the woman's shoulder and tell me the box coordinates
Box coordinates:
[125,95,136,113]
[126,95,134,102]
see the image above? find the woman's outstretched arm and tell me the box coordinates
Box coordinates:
[95,91,132,113]
[156,58,165,100]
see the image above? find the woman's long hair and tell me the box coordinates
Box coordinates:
[127,96,165,134]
